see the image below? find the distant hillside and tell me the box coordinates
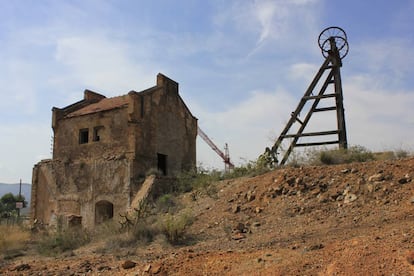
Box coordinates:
[0,183,31,215]
[0,183,31,200]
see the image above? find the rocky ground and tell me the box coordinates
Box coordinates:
[2,157,414,275]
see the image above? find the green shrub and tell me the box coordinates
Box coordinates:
[101,232,134,252]
[37,227,91,256]
[175,169,197,193]
[155,194,176,213]
[176,168,221,194]
[372,149,411,161]
[394,149,410,159]
[176,168,215,193]
[146,167,162,176]
[131,218,158,244]
[159,212,194,245]
[175,162,270,199]
[372,151,396,161]
[224,160,270,179]
[312,145,375,165]
[91,219,120,241]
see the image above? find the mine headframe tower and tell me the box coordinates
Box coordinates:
[262,26,350,166]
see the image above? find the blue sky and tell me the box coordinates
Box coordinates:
[1,0,413,183]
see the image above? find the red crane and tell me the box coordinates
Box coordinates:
[197,126,234,172]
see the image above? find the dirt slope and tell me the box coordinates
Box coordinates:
[2,158,414,275]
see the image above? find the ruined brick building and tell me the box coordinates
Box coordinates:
[31,74,198,228]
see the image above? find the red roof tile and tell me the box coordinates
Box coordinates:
[66,95,129,118]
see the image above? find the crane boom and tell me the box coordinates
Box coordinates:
[197,126,234,170]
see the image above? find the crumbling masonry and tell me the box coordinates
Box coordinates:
[31,74,198,228]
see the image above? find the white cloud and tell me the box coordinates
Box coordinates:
[194,88,298,168]
[351,38,414,88]
[288,62,319,84]
[54,35,157,96]
[0,57,39,115]
[195,49,414,169]
[212,0,321,59]
[345,76,414,151]
[253,0,282,44]
[251,0,320,43]
[1,0,413,181]
[0,123,51,183]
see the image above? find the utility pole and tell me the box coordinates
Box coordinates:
[17,179,22,218]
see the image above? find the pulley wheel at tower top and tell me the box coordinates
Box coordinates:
[318,26,349,59]
[318,26,347,48]
[320,36,349,59]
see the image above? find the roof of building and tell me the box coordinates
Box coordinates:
[65,95,129,118]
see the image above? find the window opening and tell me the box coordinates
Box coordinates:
[93,126,103,142]
[157,153,168,176]
[79,129,89,144]
[95,200,114,224]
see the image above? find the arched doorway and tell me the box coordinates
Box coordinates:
[95,200,114,224]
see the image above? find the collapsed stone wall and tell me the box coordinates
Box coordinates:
[31,157,132,229]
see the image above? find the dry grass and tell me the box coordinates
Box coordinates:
[159,211,195,245]
[36,227,91,256]
[0,225,30,254]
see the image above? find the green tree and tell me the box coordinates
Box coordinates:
[0,193,27,217]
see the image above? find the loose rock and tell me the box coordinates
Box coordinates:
[255,207,263,213]
[307,244,324,251]
[398,174,412,184]
[144,264,151,272]
[232,204,241,213]
[246,191,256,202]
[344,193,357,204]
[234,222,246,233]
[78,260,92,273]
[13,264,31,272]
[367,183,376,193]
[151,264,162,274]
[406,251,414,265]
[232,233,246,240]
[369,173,384,182]
[97,265,111,271]
[122,260,136,269]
